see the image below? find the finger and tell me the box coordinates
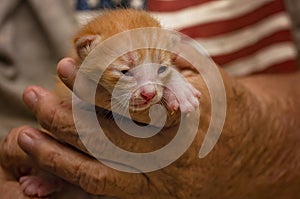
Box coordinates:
[18,129,148,198]
[56,57,111,109]
[56,57,78,91]
[0,126,33,178]
[22,86,86,152]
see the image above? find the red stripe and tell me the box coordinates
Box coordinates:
[147,0,212,12]
[252,60,298,74]
[212,30,294,65]
[180,0,285,38]
[147,0,298,75]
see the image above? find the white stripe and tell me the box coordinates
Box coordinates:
[223,42,297,76]
[196,12,291,56]
[151,0,273,29]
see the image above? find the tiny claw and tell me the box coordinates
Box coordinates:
[194,90,202,98]
[168,100,179,112]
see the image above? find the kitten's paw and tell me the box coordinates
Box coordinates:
[163,88,180,111]
[164,82,201,113]
[20,175,62,197]
[178,94,199,113]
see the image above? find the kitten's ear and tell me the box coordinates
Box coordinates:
[74,35,102,60]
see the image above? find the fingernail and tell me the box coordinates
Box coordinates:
[18,130,42,153]
[58,60,76,80]
[23,90,37,109]
[18,131,34,152]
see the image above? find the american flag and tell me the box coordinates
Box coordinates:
[147,0,299,76]
[75,0,146,10]
[76,0,299,76]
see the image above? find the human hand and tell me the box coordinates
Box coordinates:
[16,58,209,199]
[16,57,300,199]
[0,126,95,199]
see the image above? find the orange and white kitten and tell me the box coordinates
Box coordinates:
[19,9,200,197]
[73,9,201,113]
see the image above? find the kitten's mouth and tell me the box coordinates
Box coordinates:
[130,99,160,111]
[131,101,152,110]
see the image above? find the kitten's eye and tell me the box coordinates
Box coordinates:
[158,66,168,74]
[121,70,133,76]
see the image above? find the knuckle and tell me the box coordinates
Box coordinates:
[37,98,66,131]
[41,149,61,172]
[37,104,58,132]
[77,163,105,194]
[2,126,25,150]
[0,126,30,167]
[38,100,80,147]
[47,106,60,131]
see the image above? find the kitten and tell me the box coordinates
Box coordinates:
[20,9,200,197]
[73,9,201,114]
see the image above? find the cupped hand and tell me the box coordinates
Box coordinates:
[14,57,300,199]
[17,58,211,198]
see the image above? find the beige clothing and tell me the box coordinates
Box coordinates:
[0,0,77,136]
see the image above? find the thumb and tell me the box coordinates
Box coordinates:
[56,57,111,110]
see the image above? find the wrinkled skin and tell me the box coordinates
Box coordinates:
[0,57,300,199]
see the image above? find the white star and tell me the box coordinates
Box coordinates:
[130,0,144,9]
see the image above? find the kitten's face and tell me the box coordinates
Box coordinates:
[72,10,178,112]
[100,49,173,112]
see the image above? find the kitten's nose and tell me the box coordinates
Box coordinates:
[140,85,156,101]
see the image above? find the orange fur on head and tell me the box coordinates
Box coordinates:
[56,9,162,101]
[73,9,161,62]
